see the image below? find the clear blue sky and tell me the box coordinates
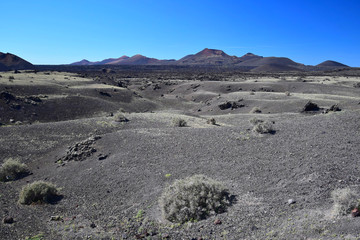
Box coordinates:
[1,0,359,66]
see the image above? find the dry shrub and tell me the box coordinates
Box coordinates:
[159,174,231,223]
[331,188,359,216]
[249,117,264,125]
[207,118,216,125]
[253,121,274,134]
[250,107,261,113]
[114,113,129,122]
[19,181,59,205]
[0,158,29,182]
[173,118,187,127]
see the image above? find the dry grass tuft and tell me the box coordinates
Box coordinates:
[159,174,231,223]
[19,181,59,205]
[0,158,29,182]
[331,188,359,216]
[173,118,187,127]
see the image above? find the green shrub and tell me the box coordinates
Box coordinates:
[0,158,29,182]
[173,118,187,127]
[253,121,274,134]
[331,188,359,216]
[159,174,231,223]
[19,181,59,205]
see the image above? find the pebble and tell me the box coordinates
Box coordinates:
[214,219,222,225]
[90,222,96,228]
[288,199,296,205]
[3,217,14,224]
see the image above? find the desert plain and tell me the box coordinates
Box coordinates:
[1,66,360,239]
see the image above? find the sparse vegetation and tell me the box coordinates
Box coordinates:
[173,118,187,127]
[253,121,274,134]
[249,117,264,125]
[207,118,216,125]
[19,181,59,205]
[0,158,29,182]
[114,113,129,122]
[331,188,359,216]
[8,76,15,80]
[159,174,231,223]
[250,107,262,113]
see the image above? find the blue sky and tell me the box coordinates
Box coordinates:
[1,0,359,66]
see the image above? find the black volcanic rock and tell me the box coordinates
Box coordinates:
[0,52,34,70]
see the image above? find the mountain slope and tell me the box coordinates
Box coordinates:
[0,52,34,70]
[316,60,349,67]
[176,48,240,65]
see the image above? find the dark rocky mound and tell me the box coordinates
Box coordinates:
[57,136,101,162]
[218,101,245,110]
[316,60,349,68]
[0,52,34,70]
[302,101,320,112]
[251,63,302,72]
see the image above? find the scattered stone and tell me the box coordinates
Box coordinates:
[50,215,63,221]
[99,91,111,97]
[0,91,16,103]
[9,119,15,123]
[287,199,296,205]
[98,154,108,160]
[329,104,341,112]
[218,101,245,110]
[57,136,101,162]
[214,219,222,225]
[302,101,320,112]
[90,222,96,228]
[162,233,170,238]
[351,208,360,217]
[3,217,14,224]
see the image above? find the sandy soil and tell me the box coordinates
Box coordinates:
[1,68,360,239]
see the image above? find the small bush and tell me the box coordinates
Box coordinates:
[8,76,15,80]
[285,91,291,96]
[114,113,129,122]
[173,118,187,127]
[19,181,59,205]
[331,188,359,216]
[0,158,29,182]
[250,107,262,114]
[159,174,231,223]
[253,121,274,134]
[207,118,216,125]
[249,117,264,125]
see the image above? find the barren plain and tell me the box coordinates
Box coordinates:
[1,67,360,239]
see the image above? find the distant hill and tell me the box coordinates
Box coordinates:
[251,63,302,72]
[316,60,349,68]
[68,48,351,71]
[0,52,34,70]
[176,48,239,65]
[237,56,303,67]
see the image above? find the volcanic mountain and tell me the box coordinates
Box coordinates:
[0,52,34,70]
[316,60,349,68]
[176,48,240,65]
